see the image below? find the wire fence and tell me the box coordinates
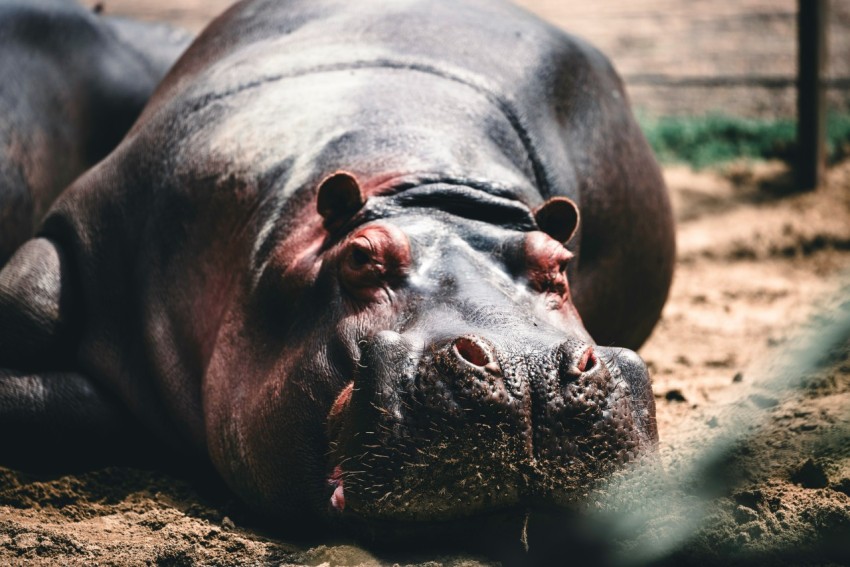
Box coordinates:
[516,0,850,119]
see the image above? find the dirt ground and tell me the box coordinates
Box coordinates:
[2,1,850,566]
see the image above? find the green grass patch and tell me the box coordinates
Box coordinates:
[637,113,850,169]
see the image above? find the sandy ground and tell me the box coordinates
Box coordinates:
[2,1,850,566]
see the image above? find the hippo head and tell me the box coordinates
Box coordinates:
[202,172,657,535]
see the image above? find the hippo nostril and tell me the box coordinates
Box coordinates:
[453,337,490,367]
[577,346,597,373]
[560,342,598,381]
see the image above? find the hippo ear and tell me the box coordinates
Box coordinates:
[317,172,366,230]
[534,197,580,243]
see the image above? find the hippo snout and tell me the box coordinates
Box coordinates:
[416,335,605,427]
[451,336,597,386]
[594,346,658,443]
[328,331,657,521]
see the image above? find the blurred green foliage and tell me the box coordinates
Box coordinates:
[637,113,850,168]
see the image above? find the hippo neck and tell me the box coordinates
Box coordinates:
[367,172,540,209]
[296,68,544,196]
[333,175,542,237]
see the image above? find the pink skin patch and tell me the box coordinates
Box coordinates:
[327,385,353,513]
[329,465,345,512]
[524,231,573,309]
[328,381,354,426]
[338,224,411,302]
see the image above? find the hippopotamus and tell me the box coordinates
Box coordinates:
[0,0,674,541]
[0,0,192,266]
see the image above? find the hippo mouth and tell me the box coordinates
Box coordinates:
[325,331,657,525]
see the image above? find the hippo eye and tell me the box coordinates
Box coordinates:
[339,225,411,302]
[343,238,380,280]
[349,243,371,267]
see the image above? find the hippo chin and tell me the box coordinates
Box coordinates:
[0,0,673,537]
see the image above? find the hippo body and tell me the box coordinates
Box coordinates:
[0,0,674,536]
[0,0,191,265]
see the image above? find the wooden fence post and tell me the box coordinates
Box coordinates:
[797,0,828,190]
